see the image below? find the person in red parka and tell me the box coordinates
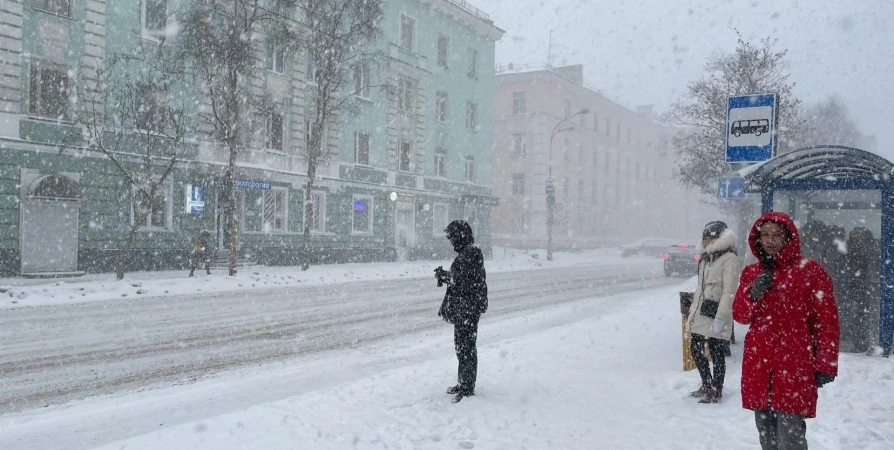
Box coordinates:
[733,212,840,450]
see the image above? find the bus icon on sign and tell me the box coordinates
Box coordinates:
[731,119,770,137]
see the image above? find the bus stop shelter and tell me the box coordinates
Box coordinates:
[740,145,894,357]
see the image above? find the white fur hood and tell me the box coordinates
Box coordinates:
[695,228,737,255]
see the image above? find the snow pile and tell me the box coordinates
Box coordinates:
[79,283,893,450]
[0,247,650,309]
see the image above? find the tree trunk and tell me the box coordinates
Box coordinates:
[117,219,142,280]
[225,147,238,276]
[301,163,317,271]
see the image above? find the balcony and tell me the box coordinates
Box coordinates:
[448,0,491,21]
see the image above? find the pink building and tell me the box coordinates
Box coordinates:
[492,65,709,249]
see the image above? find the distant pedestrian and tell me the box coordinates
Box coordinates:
[436,220,488,403]
[189,231,212,277]
[686,221,741,404]
[733,212,840,450]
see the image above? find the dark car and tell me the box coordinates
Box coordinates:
[663,243,699,277]
[620,238,685,258]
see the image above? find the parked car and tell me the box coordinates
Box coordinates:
[663,243,699,277]
[620,238,686,258]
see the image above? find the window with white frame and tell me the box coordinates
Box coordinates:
[243,189,288,233]
[29,63,71,120]
[511,173,525,196]
[397,77,415,112]
[464,156,475,182]
[465,101,478,129]
[266,111,284,150]
[466,48,478,78]
[307,191,326,233]
[134,82,166,132]
[512,92,526,115]
[399,14,416,51]
[434,147,447,177]
[143,0,167,34]
[352,194,373,234]
[353,63,370,98]
[510,215,524,234]
[437,35,449,67]
[512,133,526,155]
[354,131,370,165]
[432,203,449,235]
[398,141,412,172]
[132,181,172,230]
[31,0,72,16]
[435,91,448,122]
[305,120,325,156]
[305,52,319,84]
[265,38,285,74]
[464,205,478,236]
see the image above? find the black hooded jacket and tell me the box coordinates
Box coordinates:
[439,221,488,325]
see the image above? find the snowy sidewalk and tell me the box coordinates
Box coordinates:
[82,281,894,450]
[0,247,646,309]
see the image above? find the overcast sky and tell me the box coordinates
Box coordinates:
[479,0,894,159]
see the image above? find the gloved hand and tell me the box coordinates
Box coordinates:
[750,271,773,300]
[712,318,725,333]
[815,372,835,388]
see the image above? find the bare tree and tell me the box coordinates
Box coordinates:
[800,95,875,149]
[664,35,805,204]
[175,0,297,276]
[71,41,191,280]
[299,0,383,270]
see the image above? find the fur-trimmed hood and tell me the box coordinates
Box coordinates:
[696,228,737,256]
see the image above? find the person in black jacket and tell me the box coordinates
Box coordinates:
[436,220,488,403]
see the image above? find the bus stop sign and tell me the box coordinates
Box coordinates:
[726,93,777,163]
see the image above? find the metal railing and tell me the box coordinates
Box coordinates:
[448,0,491,21]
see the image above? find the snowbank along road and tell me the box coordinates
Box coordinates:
[0,263,673,413]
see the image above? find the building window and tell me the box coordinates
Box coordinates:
[266,112,284,150]
[605,118,611,137]
[512,133,526,155]
[578,180,584,201]
[616,123,621,141]
[243,189,288,233]
[464,205,479,236]
[578,147,583,163]
[399,14,416,52]
[31,0,71,16]
[627,127,632,145]
[29,63,71,120]
[593,113,599,133]
[437,35,449,67]
[563,177,569,200]
[132,181,172,230]
[432,202,449,235]
[579,113,585,126]
[511,174,525,196]
[464,156,475,182]
[510,215,524,234]
[265,38,285,74]
[397,77,415,112]
[398,141,412,172]
[353,63,370,98]
[352,194,374,234]
[467,48,478,78]
[591,184,598,205]
[305,121,325,155]
[512,92,526,115]
[435,91,448,122]
[434,147,447,177]
[305,53,319,84]
[563,138,571,160]
[564,101,571,118]
[143,0,167,33]
[354,132,370,165]
[465,101,478,129]
[134,82,166,132]
[308,191,326,233]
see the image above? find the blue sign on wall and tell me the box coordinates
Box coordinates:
[726,93,777,163]
[212,178,272,191]
[186,184,206,214]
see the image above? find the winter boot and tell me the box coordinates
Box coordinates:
[447,385,461,395]
[689,384,711,398]
[723,341,732,357]
[451,390,475,403]
[698,387,722,404]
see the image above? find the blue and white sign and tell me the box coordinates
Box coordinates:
[726,93,777,163]
[212,177,272,191]
[717,176,746,200]
[186,184,206,214]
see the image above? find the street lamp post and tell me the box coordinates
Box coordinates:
[546,108,589,261]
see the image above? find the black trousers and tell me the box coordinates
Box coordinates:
[690,333,726,389]
[755,410,808,450]
[189,255,210,276]
[454,321,478,394]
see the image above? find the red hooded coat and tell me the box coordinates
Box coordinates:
[732,212,840,418]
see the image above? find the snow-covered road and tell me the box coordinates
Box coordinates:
[0,261,670,416]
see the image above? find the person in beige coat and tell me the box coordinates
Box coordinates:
[686,221,741,404]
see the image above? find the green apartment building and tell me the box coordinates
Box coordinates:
[0,0,503,276]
